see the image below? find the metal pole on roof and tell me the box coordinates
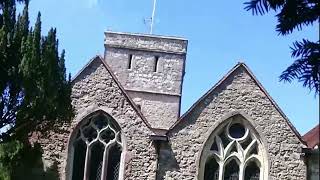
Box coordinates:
[150,0,157,34]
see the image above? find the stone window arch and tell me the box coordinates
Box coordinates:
[199,114,268,180]
[67,111,125,180]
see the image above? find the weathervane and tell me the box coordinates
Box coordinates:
[144,0,157,34]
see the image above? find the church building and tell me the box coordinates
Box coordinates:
[32,31,319,180]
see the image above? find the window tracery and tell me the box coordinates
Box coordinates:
[70,113,123,180]
[201,115,267,180]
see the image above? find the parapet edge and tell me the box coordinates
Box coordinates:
[104,31,188,41]
[104,31,188,54]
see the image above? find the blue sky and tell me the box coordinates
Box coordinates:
[27,0,318,134]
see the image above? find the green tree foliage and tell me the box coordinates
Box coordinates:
[0,140,59,180]
[0,1,72,178]
[0,140,23,180]
[0,0,73,142]
[244,0,320,95]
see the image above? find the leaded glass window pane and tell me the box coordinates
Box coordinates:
[89,142,104,180]
[229,123,245,139]
[218,131,230,148]
[70,112,123,180]
[245,161,260,180]
[204,158,219,180]
[107,144,122,180]
[72,140,86,180]
[201,115,266,180]
[224,159,239,180]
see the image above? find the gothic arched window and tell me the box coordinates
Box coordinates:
[69,112,123,180]
[245,161,260,180]
[199,115,267,180]
[204,157,219,180]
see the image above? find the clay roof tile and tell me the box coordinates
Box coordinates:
[303,124,320,149]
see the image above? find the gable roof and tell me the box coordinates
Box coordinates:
[303,124,319,149]
[169,62,306,144]
[71,55,155,132]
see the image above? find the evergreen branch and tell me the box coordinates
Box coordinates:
[0,1,73,141]
[244,0,285,15]
[244,0,320,34]
[276,0,319,35]
[280,40,320,94]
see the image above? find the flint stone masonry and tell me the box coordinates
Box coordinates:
[104,32,187,129]
[128,91,180,129]
[105,48,185,95]
[162,65,307,180]
[104,32,187,54]
[28,31,310,180]
[30,57,157,180]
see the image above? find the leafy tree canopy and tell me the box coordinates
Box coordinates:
[0,0,73,142]
[245,0,320,95]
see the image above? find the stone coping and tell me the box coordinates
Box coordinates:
[104,31,188,54]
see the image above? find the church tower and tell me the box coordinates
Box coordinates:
[104,31,188,129]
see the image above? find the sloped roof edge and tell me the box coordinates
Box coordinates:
[302,124,319,148]
[169,62,306,145]
[71,55,102,83]
[71,55,154,131]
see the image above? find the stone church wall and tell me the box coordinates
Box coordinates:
[27,31,309,180]
[105,47,185,96]
[162,66,307,180]
[128,91,181,129]
[104,32,187,129]
[30,58,158,180]
[104,47,184,128]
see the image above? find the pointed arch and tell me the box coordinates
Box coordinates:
[66,109,126,180]
[244,160,261,180]
[224,158,240,180]
[198,113,268,180]
[204,156,219,180]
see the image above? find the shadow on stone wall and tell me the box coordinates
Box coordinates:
[12,143,59,180]
[157,142,179,180]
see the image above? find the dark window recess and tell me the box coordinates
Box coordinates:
[71,113,123,180]
[219,131,230,148]
[94,114,109,130]
[210,141,218,151]
[72,140,87,180]
[245,161,260,180]
[224,159,239,180]
[229,123,246,139]
[128,54,133,69]
[100,128,115,144]
[241,135,252,150]
[89,142,105,180]
[153,56,159,72]
[251,145,259,155]
[106,144,122,180]
[230,144,237,153]
[204,157,219,180]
